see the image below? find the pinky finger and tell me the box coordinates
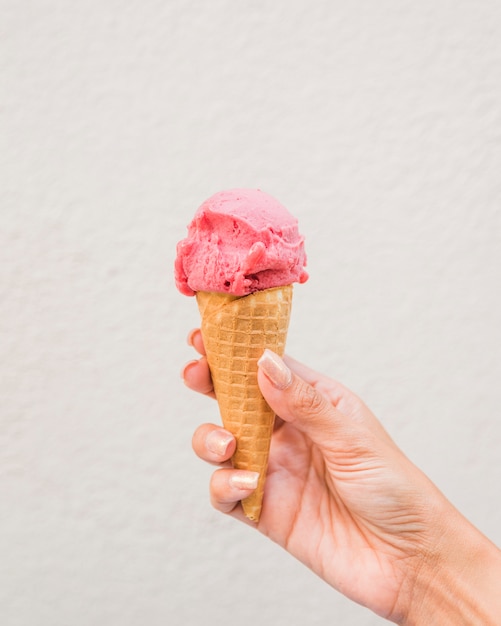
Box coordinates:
[209,469,259,516]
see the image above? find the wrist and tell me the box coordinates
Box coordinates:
[398,506,501,625]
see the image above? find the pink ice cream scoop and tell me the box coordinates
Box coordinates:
[175,189,308,296]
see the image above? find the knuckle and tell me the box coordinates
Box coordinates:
[289,379,326,416]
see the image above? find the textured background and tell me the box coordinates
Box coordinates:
[1,1,500,624]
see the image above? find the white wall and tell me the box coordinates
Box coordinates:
[1,1,500,624]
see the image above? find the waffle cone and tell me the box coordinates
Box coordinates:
[196,285,293,522]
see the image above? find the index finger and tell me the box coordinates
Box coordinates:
[188,328,206,356]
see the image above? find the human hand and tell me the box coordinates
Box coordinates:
[184,330,501,625]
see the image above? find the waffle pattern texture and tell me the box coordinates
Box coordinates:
[196,285,293,521]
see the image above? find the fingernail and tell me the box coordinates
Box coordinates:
[206,429,234,456]
[257,349,292,389]
[229,471,259,491]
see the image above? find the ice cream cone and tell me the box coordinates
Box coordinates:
[196,285,293,522]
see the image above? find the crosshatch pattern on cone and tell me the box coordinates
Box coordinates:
[196,285,293,521]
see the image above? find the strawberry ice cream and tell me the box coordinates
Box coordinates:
[174,188,308,297]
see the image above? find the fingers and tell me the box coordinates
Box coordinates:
[257,349,360,451]
[192,423,258,520]
[183,329,215,397]
[284,354,395,446]
[192,423,236,464]
[187,328,205,355]
[182,357,215,398]
[209,469,259,515]
[284,355,345,406]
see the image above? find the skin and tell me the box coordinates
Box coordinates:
[184,329,501,625]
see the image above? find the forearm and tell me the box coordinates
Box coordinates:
[399,510,501,625]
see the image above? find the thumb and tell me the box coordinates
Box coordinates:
[257,350,358,450]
